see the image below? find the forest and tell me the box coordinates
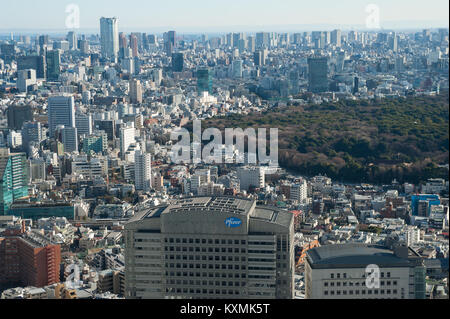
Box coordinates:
[202,91,449,184]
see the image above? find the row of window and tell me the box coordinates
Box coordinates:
[324,289,398,296]
[166,280,246,287]
[166,288,241,295]
[324,280,398,287]
[164,255,246,262]
[165,270,248,277]
[165,263,245,270]
[330,272,392,279]
[164,246,247,254]
[164,238,247,245]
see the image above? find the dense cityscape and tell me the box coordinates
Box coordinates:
[0,4,448,302]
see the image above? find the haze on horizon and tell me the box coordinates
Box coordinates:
[0,0,448,33]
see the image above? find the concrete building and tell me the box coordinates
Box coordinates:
[48,96,76,137]
[124,197,294,299]
[134,150,152,192]
[305,243,426,299]
[100,17,119,61]
[236,166,265,191]
[0,226,61,289]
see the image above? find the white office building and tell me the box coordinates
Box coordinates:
[236,166,265,191]
[134,150,152,192]
[120,126,135,159]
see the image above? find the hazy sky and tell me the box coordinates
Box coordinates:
[0,0,448,32]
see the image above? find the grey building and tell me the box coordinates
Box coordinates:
[308,57,328,93]
[305,243,426,299]
[124,196,294,299]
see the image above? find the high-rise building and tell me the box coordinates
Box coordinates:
[21,122,43,151]
[305,243,426,299]
[17,69,36,93]
[0,226,61,288]
[389,33,398,52]
[75,113,93,136]
[0,148,29,215]
[67,31,77,50]
[237,166,265,191]
[171,52,184,72]
[130,34,139,57]
[100,17,119,61]
[61,127,78,153]
[232,59,243,78]
[38,35,48,54]
[308,57,328,93]
[124,196,294,299]
[46,50,61,81]
[331,29,342,47]
[134,150,152,192]
[197,68,213,95]
[17,55,46,79]
[129,79,143,104]
[48,96,76,137]
[120,126,135,159]
[7,105,33,130]
[164,31,176,55]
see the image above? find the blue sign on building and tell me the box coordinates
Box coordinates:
[225,217,242,228]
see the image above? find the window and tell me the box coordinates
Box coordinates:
[387,272,391,278]
[324,291,329,295]
[324,282,328,287]
[331,274,334,279]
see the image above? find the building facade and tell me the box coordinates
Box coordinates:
[305,243,426,299]
[124,197,294,299]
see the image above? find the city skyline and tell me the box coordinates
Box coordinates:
[0,0,448,34]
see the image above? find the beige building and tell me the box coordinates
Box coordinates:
[124,196,294,299]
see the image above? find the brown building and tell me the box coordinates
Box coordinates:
[0,223,61,289]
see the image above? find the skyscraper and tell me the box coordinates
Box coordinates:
[7,105,33,130]
[172,52,184,72]
[134,150,152,192]
[308,57,329,93]
[21,122,43,152]
[129,79,143,104]
[75,113,93,136]
[67,31,77,50]
[46,50,61,81]
[17,55,46,79]
[124,196,294,299]
[48,96,76,137]
[197,68,213,95]
[130,34,139,57]
[100,17,119,61]
[61,127,78,153]
[0,148,29,215]
[232,59,243,78]
[120,126,135,159]
[331,29,342,47]
[164,31,176,55]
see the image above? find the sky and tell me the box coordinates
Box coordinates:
[0,0,448,33]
